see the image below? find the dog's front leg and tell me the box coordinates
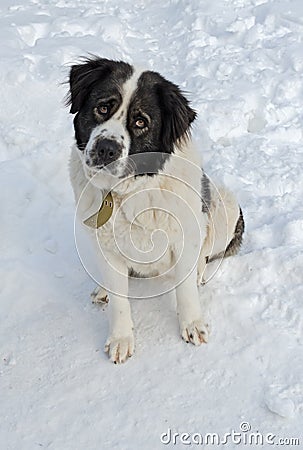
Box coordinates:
[101,254,134,363]
[175,265,209,346]
[105,294,134,364]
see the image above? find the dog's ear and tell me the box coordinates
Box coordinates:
[157,80,197,149]
[66,57,116,114]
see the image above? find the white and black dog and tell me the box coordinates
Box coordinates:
[67,57,244,363]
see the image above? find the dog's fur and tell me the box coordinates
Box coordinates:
[67,57,244,363]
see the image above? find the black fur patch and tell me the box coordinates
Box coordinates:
[224,207,245,257]
[125,70,196,174]
[201,170,211,213]
[67,57,133,149]
[128,267,148,278]
[67,57,133,114]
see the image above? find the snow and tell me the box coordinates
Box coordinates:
[1,0,302,449]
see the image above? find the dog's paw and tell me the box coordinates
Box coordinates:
[104,334,134,364]
[91,286,108,304]
[181,319,209,345]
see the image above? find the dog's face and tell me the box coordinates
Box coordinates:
[67,57,196,184]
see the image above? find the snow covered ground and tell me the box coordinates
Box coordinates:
[1,0,302,448]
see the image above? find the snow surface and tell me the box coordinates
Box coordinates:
[1,0,303,449]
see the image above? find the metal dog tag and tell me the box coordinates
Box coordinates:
[83,192,114,228]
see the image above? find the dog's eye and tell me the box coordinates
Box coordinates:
[135,117,147,129]
[97,104,109,115]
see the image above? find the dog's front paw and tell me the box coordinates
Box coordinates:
[181,319,209,345]
[104,333,134,364]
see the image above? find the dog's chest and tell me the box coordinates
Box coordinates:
[97,189,184,272]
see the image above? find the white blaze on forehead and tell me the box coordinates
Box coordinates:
[114,67,144,121]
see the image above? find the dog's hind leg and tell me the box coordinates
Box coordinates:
[203,185,244,263]
[91,286,108,304]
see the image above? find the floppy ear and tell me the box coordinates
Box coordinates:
[157,80,197,149]
[66,57,115,114]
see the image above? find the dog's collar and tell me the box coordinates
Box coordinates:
[83,192,114,228]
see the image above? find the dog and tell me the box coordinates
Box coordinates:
[66,57,244,363]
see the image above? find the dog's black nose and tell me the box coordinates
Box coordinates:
[93,139,122,166]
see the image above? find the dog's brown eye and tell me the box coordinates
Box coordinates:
[135,118,147,129]
[98,105,109,115]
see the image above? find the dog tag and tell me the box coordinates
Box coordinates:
[83,192,114,228]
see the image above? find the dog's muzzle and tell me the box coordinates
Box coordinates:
[89,138,123,168]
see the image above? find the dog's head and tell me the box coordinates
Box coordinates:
[66,57,196,185]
